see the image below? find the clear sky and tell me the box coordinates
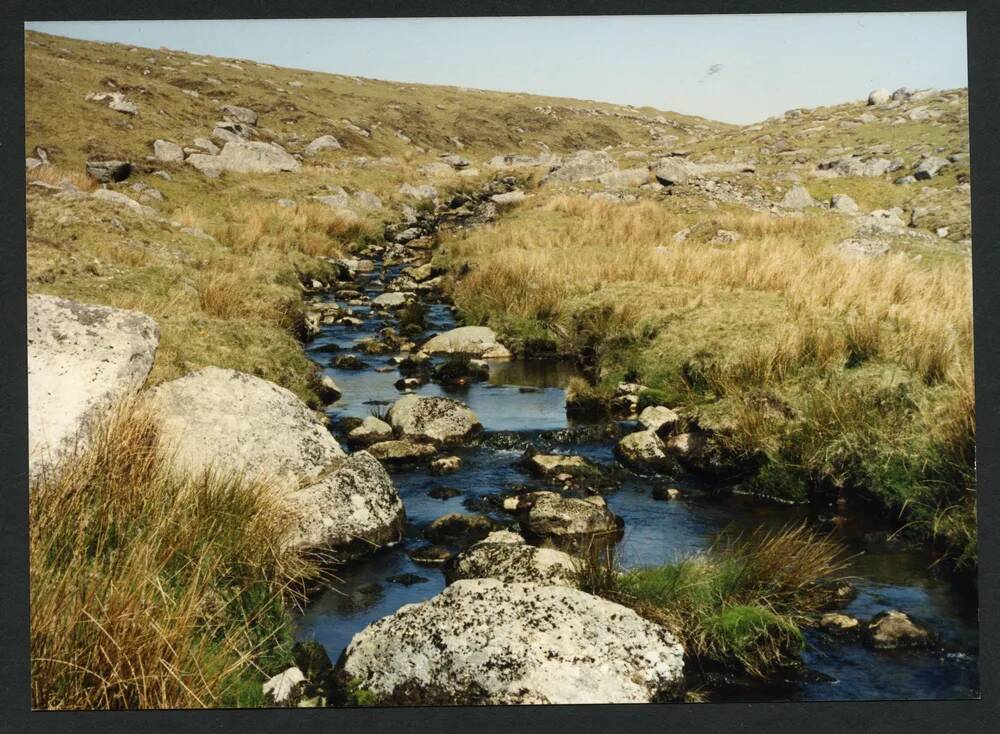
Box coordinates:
[25,13,968,124]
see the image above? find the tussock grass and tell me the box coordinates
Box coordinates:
[27,164,98,192]
[578,524,846,677]
[214,202,375,258]
[444,195,975,562]
[30,400,315,709]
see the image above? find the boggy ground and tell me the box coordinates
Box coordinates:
[24,29,975,708]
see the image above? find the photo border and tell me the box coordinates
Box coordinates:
[2,1,995,732]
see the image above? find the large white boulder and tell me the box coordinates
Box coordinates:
[151,368,403,557]
[387,395,482,446]
[187,140,301,176]
[341,579,686,704]
[28,295,159,478]
[421,326,511,359]
[149,367,344,486]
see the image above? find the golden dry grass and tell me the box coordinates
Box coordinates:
[30,399,314,709]
[451,195,972,384]
[214,201,374,258]
[27,164,98,192]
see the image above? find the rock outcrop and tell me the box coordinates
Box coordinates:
[340,579,685,704]
[187,140,301,176]
[28,295,159,477]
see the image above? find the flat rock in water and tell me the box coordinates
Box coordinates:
[421,326,511,359]
[388,395,482,446]
[521,491,619,540]
[149,367,344,486]
[367,438,437,464]
[28,295,159,478]
[341,578,685,704]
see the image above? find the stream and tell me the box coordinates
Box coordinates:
[293,259,979,703]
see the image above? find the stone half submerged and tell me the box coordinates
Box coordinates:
[340,578,685,705]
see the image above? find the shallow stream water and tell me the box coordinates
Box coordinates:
[293,263,979,703]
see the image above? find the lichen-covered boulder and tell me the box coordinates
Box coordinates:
[28,295,159,477]
[638,405,680,436]
[387,395,482,446]
[341,579,685,704]
[444,531,578,587]
[421,326,512,359]
[150,367,345,485]
[347,416,393,447]
[367,439,437,464]
[616,429,675,473]
[520,491,620,540]
[285,451,405,557]
[544,150,618,183]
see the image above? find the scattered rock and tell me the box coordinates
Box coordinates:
[421,326,511,359]
[284,450,405,557]
[425,513,499,546]
[408,544,453,565]
[367,439,438,465]
[305,135,343,155]
[85,159,132,183]
[862,611,934,650]
[430,455,462,474]
[187,140,300,176]
[867,89,892,105]
[263,667,305,706]
[387,395,483,446]
[341,579,685,704]
[152,139,184,162]
[86,91,137,115]
[149,367,344,484]
[819,613,860,635]
[219,104,259,126]
[616,430,675,473]
[521,491,620,541]
[347,416,393,447]
[780,184,815,209]
[830,194,861,214]
[545,150,618,183]
[444,531,578,587]
[638,406,680,436]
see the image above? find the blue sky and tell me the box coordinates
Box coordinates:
[25,14,968,124]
